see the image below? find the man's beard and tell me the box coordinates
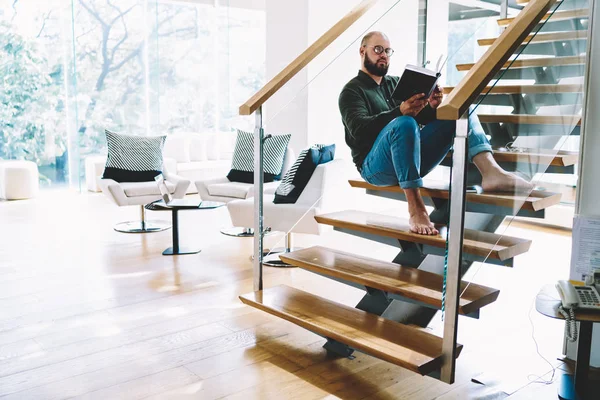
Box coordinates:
[364,55,388,77]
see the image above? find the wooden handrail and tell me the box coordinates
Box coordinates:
[437,0,557,120]
[239,0,378,116]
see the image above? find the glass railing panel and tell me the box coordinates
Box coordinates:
[467,0,586,213]
[448,0,588,302]
[439,1,589,381]
[242,0,511,287]
[256,0,423,268]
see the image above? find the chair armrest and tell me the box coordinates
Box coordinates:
[99,178,128,206]
[195,176,231,200]
[164,171,191,199]
[296,159,351,211]
[250,181,281,197]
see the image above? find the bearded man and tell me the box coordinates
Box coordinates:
[339,31,532,235]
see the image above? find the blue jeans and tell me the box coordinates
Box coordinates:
[360,112,492,189]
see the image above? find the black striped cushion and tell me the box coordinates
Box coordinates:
[274,144,335,204]
[227,129,291,183]
[102,129,166,183]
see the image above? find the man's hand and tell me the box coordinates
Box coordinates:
[400,93,428,117]
[428,85,444,109]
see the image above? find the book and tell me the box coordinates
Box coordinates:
[392,54,447,103]
[391,63,441,104]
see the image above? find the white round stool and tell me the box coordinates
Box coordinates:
[0,161,39,200]
[85,155,107,192]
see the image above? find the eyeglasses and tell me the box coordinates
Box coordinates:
[363,45,394,57]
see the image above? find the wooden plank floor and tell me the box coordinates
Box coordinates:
[0,191,574,399]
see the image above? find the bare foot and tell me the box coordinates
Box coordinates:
[409,211,439,236]
[482,171,534,194]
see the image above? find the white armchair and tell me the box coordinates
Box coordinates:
[227,159,352,266]
[99,165,190,233]
[195,147,295,237]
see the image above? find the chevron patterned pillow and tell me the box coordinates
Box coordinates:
[274,144,335,204]
[227,129,291,183]
[102,129,166,183]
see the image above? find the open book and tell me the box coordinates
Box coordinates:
[391,55,446,103]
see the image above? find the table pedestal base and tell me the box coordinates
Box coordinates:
[163,246,201,256]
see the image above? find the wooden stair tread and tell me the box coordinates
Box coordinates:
[498,8,588,27]
[279,246,500,315]
[456,55,585,71]
[348,179,562,212]
[478,30,586,46]
[440,148,578,167]
[530,181,577,204]
[239,284,463,375]
[443,83,582,95]
[477,114,581,126]
[491,148,579,167]
[315,210,531,261]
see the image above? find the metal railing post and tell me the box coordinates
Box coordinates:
[441,113,469,384]
[253,106,265,292]
[500,0,508,19]
[417,0,428,67]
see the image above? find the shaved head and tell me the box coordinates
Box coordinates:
[361,31,389,47]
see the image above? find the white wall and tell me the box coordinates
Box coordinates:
[264,0,309,154]
[568,0,600,368]
[426,0,449,86]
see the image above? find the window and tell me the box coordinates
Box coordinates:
[0,0,71,186]
[0,0,265,189]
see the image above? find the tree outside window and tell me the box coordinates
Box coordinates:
[0,0,265,188]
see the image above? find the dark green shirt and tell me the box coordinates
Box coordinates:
[339,70,435,169]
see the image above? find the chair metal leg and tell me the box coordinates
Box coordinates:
[220,227,255,237]
[263,233,303,268]
[221,227,277,238]
[114,205,171,233]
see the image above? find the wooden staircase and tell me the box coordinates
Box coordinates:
[238,0,585,382]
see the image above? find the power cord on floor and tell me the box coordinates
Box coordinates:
[527,293,559,385]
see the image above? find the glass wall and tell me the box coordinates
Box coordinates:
[0,0,265,189]
[0,0,72,186]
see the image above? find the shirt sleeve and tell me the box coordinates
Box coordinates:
[339,87,401,146]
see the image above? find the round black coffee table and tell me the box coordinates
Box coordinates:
[145,200,225,255]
